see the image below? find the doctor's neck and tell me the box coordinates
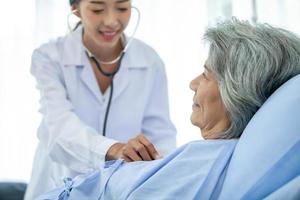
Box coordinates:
[83,33,124,63]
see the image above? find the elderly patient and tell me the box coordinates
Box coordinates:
[38,19,300,200]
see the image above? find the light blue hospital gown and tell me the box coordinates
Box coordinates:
[37,140,237,200]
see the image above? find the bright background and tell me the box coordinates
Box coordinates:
[0,0,299,182]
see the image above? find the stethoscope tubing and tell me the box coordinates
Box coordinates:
[91,52,125,136]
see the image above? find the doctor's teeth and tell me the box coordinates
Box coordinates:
[103,32,116,36]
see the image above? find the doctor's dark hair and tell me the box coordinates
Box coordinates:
[204,18,300,139]
[69,0,81,30]
[70,0,79,5]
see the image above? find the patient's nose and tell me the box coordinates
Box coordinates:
[190,77,199,91]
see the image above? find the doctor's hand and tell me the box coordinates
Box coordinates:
[105,134,162,162]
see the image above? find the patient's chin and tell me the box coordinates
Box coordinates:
[190,114,196,126]
[190,114,202,129]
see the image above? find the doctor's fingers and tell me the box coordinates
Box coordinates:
[123,145,143,161]
[137,134,161,160]
[121,154,133,162]
[128,138,153,161]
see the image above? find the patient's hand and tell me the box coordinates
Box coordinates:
[105,134,161,162]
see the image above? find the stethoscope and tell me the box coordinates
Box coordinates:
[88,52,124,137]
[71,7,141,136]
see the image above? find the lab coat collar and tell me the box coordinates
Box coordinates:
[62,27,132,104]
[62,26,148,69]
[79,60,130,104]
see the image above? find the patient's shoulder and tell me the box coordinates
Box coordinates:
[183,139,238,152]
[161,139,238,165]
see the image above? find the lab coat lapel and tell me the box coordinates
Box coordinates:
[62,29,148,104]
[111,65,129,102]
[80,63,103,104]
[111,44,148,101]
[62,27,103,104]
[79,53,131,104]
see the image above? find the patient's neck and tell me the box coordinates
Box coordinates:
[201,119,230,139]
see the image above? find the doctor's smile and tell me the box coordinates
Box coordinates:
[99,31,119,41]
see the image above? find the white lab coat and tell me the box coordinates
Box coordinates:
[25,27,176,200]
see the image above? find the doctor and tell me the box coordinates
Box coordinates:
[25,0,176,199]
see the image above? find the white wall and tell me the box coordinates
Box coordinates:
[0,1,38,181]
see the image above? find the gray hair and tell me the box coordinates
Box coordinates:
[204,18,300,139]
